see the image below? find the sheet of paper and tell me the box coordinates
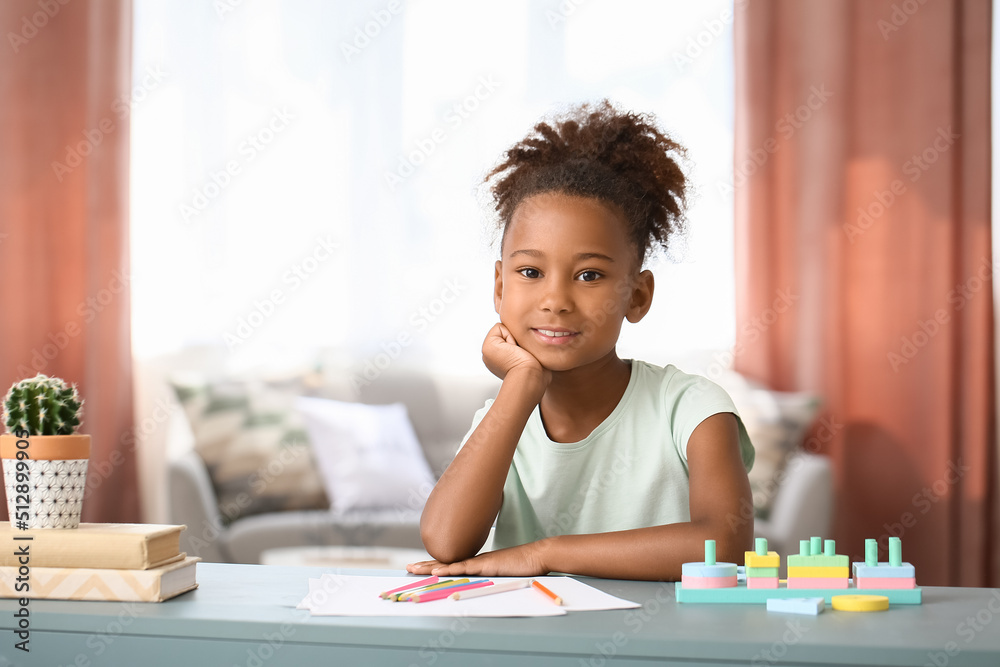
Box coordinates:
[297,574,640,617]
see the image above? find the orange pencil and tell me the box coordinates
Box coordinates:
[530,579,563,605]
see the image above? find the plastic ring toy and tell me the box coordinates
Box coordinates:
[831,595,889,612]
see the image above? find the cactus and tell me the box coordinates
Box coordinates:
[3,374,84,436]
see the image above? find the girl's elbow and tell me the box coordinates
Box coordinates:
[421,534,473,564]
[424,544,466,565]
[419,518,469,564]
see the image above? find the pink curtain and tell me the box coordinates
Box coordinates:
[0,0,139,522]
[734,0,996,586]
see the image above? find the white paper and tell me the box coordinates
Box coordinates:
[297,574,640,617]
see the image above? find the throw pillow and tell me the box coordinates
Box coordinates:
[714,372,820,520]
[294,396,436,515]
[171,376,330,524]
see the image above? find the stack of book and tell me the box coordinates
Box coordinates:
[0,522,197,602]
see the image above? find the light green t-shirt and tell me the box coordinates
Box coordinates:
[460,360,755,550]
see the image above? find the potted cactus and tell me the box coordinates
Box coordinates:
[1,374,91,529]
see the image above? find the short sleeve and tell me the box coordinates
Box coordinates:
[666,373,755,471]
[457,398,494,453]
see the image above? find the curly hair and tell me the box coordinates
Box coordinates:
[483,100,689,265]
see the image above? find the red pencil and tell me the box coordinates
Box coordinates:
[379,576,438,599]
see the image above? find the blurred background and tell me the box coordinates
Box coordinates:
[127,0,736,368]
[0,0,996,586]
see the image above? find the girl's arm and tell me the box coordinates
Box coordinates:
[418,323,550,564]
[409,412,753,580]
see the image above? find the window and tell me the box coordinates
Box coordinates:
[130,0,735,374]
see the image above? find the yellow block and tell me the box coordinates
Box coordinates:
[787,566,849,578]
[744,551,780,568]
[832,595,889,612]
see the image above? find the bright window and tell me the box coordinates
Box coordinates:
[130,0,735,374]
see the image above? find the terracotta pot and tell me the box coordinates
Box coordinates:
[1,434,91,529]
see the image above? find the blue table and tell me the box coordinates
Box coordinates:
[1,563,999,666]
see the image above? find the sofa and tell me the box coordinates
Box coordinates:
[163,359,833,564]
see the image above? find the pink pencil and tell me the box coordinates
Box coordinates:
[379,576,439,599]
[411,580,493,603]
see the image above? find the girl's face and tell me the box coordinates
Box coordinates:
[494,191,653,373]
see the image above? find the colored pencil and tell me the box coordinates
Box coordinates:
[531,579,563,605]
[379,576,439,599]
[390,579,458,601]
[411,580,493,603]
[395,578,471,601]
[450,579,530,600]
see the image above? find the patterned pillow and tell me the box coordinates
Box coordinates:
[171,376,329,524]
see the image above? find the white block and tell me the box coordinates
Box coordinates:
[766,597,825,615]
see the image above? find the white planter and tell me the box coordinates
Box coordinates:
[1,434,91,529]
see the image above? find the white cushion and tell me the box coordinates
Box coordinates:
[295,397,436,515]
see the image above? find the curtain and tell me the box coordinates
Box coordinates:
[734,0,995,586]
[0,0,139,522]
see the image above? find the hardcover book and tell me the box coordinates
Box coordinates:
[0,556,199,602]
[0,522,185,570]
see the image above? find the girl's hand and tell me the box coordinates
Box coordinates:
[482,323,550,387]
[406,542,549,578]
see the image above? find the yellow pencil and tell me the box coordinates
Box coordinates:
[395,578,471,601]
[379,575,438,599]
[390,579,452,601]
[530,579,563,605]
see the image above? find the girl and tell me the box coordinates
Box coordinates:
[408,100,754,581]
